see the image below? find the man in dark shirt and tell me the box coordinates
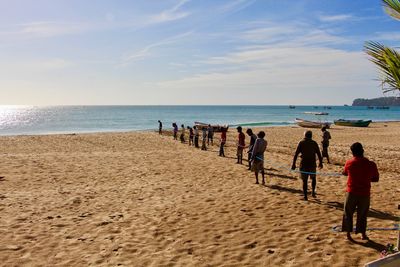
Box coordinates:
[158,120,162,135]
[291,130,323,200]
[246,128,257,170]
[342,142,379,241]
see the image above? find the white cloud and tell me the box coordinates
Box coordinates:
[318,14,354,22]
[218,0,256,14]
[373,32,400,41]
[119,31,193,65]
[152,44,377,104]
[148,0,191,24]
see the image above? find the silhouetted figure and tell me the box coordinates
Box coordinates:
[292,130,323,200]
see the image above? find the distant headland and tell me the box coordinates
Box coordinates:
[352,96,400,106]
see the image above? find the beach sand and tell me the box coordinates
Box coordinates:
[0,122,399,266]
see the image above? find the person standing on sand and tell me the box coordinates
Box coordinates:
[187,126,193,146]
[321,126,331,164]
[236,126,245,164]
[193,126,199,148]
[172,123,178,140]
[201,127,207,150]
[219,127,227,157]
[246,128,257,170]
[342,142,379,241]
[251,131,267,184]
[291,130,323,201]
[207,125,214,146]
[158,120,162,135]
[180,124,185,143]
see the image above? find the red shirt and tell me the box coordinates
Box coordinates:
[343,157,379,196]
[221,131,226,142]
[238,132,245,147]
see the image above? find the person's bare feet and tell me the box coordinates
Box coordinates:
[347,232,354,241]
[361,233,369,240]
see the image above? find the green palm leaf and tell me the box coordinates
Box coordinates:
[383,0,400,20]
[365,41,400,92]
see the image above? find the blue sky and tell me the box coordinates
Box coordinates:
[0,0,399,105]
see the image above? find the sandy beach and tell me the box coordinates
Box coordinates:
[0,122,399,266]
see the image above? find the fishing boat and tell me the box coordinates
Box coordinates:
[295,118,331,128]
[334,119,372,127]
[194,121,228,132]
[289,105,296,109]
[304,112,329,115]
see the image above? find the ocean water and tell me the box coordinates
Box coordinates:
[0,105,399,136]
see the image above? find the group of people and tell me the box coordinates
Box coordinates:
[158,120,380,241]
[158,121,214,150]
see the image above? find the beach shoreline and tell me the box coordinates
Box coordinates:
[0,122,399,266]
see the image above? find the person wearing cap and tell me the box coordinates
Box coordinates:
[236,126,245,164]
[250,131,267,184]
[291,130,323,200]
[342,142,379,241]
[246,128,258,170]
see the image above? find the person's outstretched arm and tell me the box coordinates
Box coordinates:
[292,142,301,170]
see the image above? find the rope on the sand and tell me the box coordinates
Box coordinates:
[255,156,342,177]
[331,224,400,232]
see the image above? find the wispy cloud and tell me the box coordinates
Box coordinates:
[148,0,191,24]
[218,0,256,14]
[373,31,400,41]
[0,21,93,40]
[318,14,354,22]
[119,31,193,66]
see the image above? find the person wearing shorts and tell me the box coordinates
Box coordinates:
[251,131,267,184]
[292,131,323,200]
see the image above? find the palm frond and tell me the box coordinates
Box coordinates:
[383,0,400,20]
[365,41,400,92]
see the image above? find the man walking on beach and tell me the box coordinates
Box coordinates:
[321,126,331,163]
[219,127,227,157]
[251,131,267,184]
[187,126,193,146]
[246,128,257,170]
[201,127,207,150]
[291,131,323,200]
[180,124,185,143]
[236,126,245,164]
[172,123,178,140]
[193,126,199,148]
[342,142,379,241]
[207,125,214,146]
[158,120,162,135]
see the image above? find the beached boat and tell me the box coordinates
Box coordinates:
[194,122,228,132]
[334,119,372,127]
[295,118,331,128]
[304,112,329,115]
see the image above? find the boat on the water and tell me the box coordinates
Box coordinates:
[304,112,329,115]
[289,105,296,109]
[194,121,228,132]
[295,118,331,128]
[334,119,372,127]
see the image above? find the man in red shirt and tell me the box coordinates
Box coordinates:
[236,126,245,164]
[342,142,379,241]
